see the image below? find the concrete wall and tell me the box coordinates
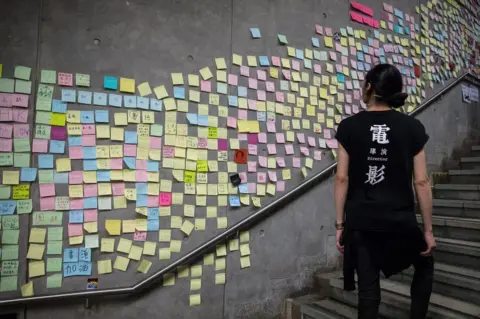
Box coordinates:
[1,0,480,318]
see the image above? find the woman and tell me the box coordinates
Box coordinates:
[334,64,436,319]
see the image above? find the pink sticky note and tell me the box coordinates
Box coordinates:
[32,139,48,153]
[69,171,83,184]
[136,170,148,182]
[0,138,12,152]
[247,183,256,193]
[292,60,300,71]
[217,139,228,151]
[258,156,267,168]
[308,136,316,147]
[84,209,98,222]
[124,144,137,157]
[11,94,28,108]
[277,181,285,192]
[282,70,291,80]
[82,124,95,135]
[267,144,277,155]
[248,144,257,155]
[314,64,322,74]
[346,95,352,103]
[82,135,96,146]
[110,158,122,169]
[0,94,13,107]
[58,72,73,86]
[265,81,275,92]
[257,172,267,183]
[239,172,247,183]
[327,139,339,149]
[159,192,172,206]
[150,137,162,149]
[136,160,148,170]
[240,66,250,77]
[39,183,55,198]
[257,70,267,81]
[325,27,333,36]
[257,133,267,143]
[68,224,83,237]
[248,78,258,89]
[276,133,285,144]
[271,56,280,66]
[314,150,322,160]
[0,108,13,122]
[285,144,294,155]
[163,146,174,158]
[268,171,277,182]
[315,25,323,34]
[198,138,208,149]
[70,199,84,210]
[200,80,211,92]
[0,124,12,138]
[266,122,276,133]
[84,184,98,197]
[275,92,284,102]
[297,133,306,144]
[69,146,83,159]
[257,90,266,101]
[276,157,286,167]
[238,133,247,141]
[324,130,332,139]
[40,197,55,211]
[228,74,238,86]
[345,105,352,115]
[292,157,301,168]
[13,124,29,138]
[134,231,147,241]
[247,99,256,111]
[148,196,159,207]
[300,147,310,156]
[227,117,237,128]
[247,161,257,172]
[238,109,248,120]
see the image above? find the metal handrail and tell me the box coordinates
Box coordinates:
[1,72,479,306]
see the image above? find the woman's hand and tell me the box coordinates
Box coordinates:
[336,229,344,254]
[420,231,436,256]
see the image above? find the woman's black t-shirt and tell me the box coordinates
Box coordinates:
[335,109,429,231]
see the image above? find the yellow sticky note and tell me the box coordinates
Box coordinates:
[50,113,66,126]
[240,256,251,268]
[98,259,112,274]
[159,248,171,260]
[21,281,34,297]
[170,240,182,253]
[29,260,45,278]
[215,258,226,271]
[232,54,242,66]
[27,244,45,260]
[191,265,202,277]
[171,73,184,85]
[120,77,135,93]
[215,57,227,69]
[113,256,130,271]
[199,67,213,80]
[190,278,202,291]
[215,273,226,285]
[159,229,171,242]
[105,220,121,235]
[84,222,98,233]
[137,259,152,274]
[128,245,143,261]
[101,238,115,252]
[190,294,201,306]
[153,85,168,99]
[29,228,46,243]
[69,235,83,245]
[143,241,156,256]
[137,82,152,96]
[188,74,200,87]
[180,220,195,236]
[3,171,19,185]
[324,37,333,48]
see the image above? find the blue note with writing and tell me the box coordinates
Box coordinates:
[80,111,94,124]
[20,168,37,182]
[38,154,54,169]
[69,210,84,224]
[0,201,16,215]
[61,89,76,103]
[93,92,108,106]
[238,184,248,194]
[52,100,67,113]
[109,94,122,107]
[104,76,118,90]
[229,196,241,207]
[95,110,109,123]
[79,248,91,262]
[78,91,92,104]
[84,197,97,209]
[136,183,147,195]
[125,131,137,144]
[137,97,149,109]
[83,159,97,171]
[68,136,81,146]
[54,172,68,184]
[295,49,304,60]
[311,37,320,48]
[150,99,162,111]
[304,59,312,69]
[124,96,137,108]
[123,157,136,169]
[97,171,110,182]
[147,207,159,220]
[63,262,92,277]
[50,140,65,154]
[63,248,79,262]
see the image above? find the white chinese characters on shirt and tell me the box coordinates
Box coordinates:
[366,124,390,186]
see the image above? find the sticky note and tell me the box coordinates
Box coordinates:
[190,294,201,306]
[101,238,115,252]
[137,82,152,96]
[137,259,152,274]
[46,273,62,288]
[98,259,112,274]
[21,281,34,297]
[113,256,129,271]
[119,77,135,93]
[250,28,261,38]
[105,219,121,235]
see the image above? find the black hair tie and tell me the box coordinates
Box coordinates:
[384,92,408,108]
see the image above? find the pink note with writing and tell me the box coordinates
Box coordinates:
[70,199,84,210]
[0,124,12,138]
[257,172,266,183]
[276,133,285,144]
[0,138,12,152]
[197,138,208,148]
[271,56,280,66]
[200,80,211,92]
[84,209,98,222]
[227,117,237,128]
[110,158,122,169]
[247,161,257,172]
[239,172,247,183]
[82,135,96,146]
[258,156,267,168]
[58,72,73,86]
[314,150,322,160]
[266,122,276,133]
[68,224,83,237]
[277,181,285,192]
[82,124,95,135]
[69,171,83,184]
[308,136,316,147]
[13,124,29,138]
[51,126,66,140]
[228,74,238,86]
[150,137,162,149]
[124,144,137,157]
[268,170,277,182]
[13,109,28,123]
[84,184,98,197]
[12,94,29,108]
[275,92,284,102]
[276,157,286,168]
[257,70,266,81]
[297,133,305,144]
[341,56,348,66]
[265,81,275,92]
[0,94,13,107]
[32,139,48,153]
[345,105,352,115]
[248,78,257,89]
[69,146,83,159]
[238,109,248,120]
[248,144,257,155]
[39,183,55,198]
[136,160,147,170]
[112,183,125,196]
[292,60,300,71]
[257,90,266,101]
[134,231,147,241]
[258,133,267,144]
[159,192,172,206]
[163,146,175,158]
[240,66,249,77]
[292,157,301,168]
[0,108,13,122]
[325,27,332,36]
[40,197,55,211]
[300,147,310,156]
[136,170,148,182]
[267,144,277,155]
[285,144,294,155]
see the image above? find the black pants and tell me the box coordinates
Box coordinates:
[355,232,434,319]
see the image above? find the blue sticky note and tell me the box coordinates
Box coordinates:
[237,86,247,97]
[398,19,404,27]
[380,57,386,64]
[259,56,270,66]
[0,201,16,215]
[137,97,149,109]
[368,38,374,46]
[173,87,185,99]
[238,184,248,194]
[357,52,364,61]
[83,147,96,160]
[54,172,68,184]
[358,62,365,71]
[83,160,97,171]
[229,195,241,207]
[61,89,76,103]
[124,95,137,108]
[250,28,261,38]
[362,45,369,53]
[84,197,97,209]
[78,91,92,104]
[123,157,136,169]
[108,93,122,107]
[147,207,159,220]
[147,219,159,231]
[186,113,198,125]
[20,168,37,182]
[374,30,380,38]
[52,100,67,113]
[295,49,304,60]
[80,111,94,124]
[228,96,238,107]
[97,171,111,182]
[337,73,345,83]
[394,8,403,19]
[379,48,385,56]
[69,210,84,223]
[125,131,138,144]
[197,115,208,126]
[75,262,92,276]
[150,99,162,111]
[365,63,371,71]
[312,37,320,47]
[104,76,118,90]
[304,59,312,69]
[50,140,65,154]
[68,136,82,146]
[136,194,147,207]
[136,183,148,195]
[217,83,227,94]
[147,160,159,172]
[93,92,107,106]
[79,248,91,262]
[38,154,54,168]
[64,248,79,262]
[257,112,266,122]
[95,110,109,123]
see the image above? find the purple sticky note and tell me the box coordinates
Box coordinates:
[51,126,67,141]
[218,139,228,151]
[247,134,258,145]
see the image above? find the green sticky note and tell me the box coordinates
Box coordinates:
[15,80,32,94]
[38,170,54,184]
[14,66,31,80]
[150,124,163,137]
[0,78,15,93]
[0,186,11,199]
[36,111,52,125]
[41,70,56,84]
[47,241,62,255]
[48,227,63,241]
[46,257,62,272]
[14,153,30,168]
[2,245,19,260]
[32,211,62,226]
[3,215,19,230]
[278,34,288,44]
[17,199,33,214]
[1,261,19,276]
[2,230,20,245]
[0,153,13,166]
[13,138,30,153]
[35,125,52,139]
[75,73,90,87]
[36,84,54,111]
[47,274,62,288]
[0,276,17,292]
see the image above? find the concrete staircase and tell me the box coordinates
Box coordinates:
[293,145,480,319]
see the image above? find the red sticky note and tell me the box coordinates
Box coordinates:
[159,193,172,206]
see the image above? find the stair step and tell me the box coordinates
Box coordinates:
[329,276,480,318]
[460,157,480,169]
[301,299,357,319]
[471,146,480,156]
[449,170,480,184]
[431,199,480,218]
[435,237,480,269]
[434,184,480,200]
[417,215,480,241]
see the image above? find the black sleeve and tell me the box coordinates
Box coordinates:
[335,120,350,154]
[411,119,429,155]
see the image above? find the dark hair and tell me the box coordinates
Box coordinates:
[365,64,408,108]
